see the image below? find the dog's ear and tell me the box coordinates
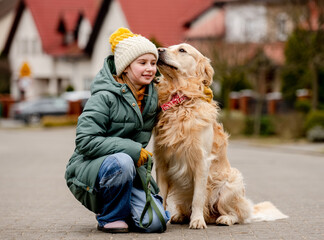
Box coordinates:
[197,57,214,86]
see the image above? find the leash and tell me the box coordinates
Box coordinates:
[136,155,167,231]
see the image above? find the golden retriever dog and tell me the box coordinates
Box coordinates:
[153,43,288,229]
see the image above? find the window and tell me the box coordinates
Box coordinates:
[277,13,288,41]
[18,38,41,55]
[64,32,74,45]
[244,18,255,41]
[21,39,28,55]
[31,38,38,55]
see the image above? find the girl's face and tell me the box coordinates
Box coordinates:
[124,54,157,90]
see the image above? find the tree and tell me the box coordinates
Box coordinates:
[282,28,324,110]
[281,0,324,110]
[247,49,276,135]
[211,43,252,108]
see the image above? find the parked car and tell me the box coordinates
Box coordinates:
[61,91,91,108]
[10,97,69,124]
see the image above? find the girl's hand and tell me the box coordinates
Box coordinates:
[137,148,153,167]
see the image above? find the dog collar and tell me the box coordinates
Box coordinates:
[161,94,188,111]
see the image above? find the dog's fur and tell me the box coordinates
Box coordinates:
[153,43,288,229]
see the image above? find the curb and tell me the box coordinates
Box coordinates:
[231,140,324,156]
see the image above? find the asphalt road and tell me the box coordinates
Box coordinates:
[0,126,323,240]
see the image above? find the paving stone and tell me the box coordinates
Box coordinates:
[0,127,323,239]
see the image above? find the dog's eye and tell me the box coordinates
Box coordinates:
[179,48,186,53]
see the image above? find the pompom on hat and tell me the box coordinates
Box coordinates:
[109,28,158,76]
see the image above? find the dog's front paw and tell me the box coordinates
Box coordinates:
[189,217,207,229]
[216,215,237,226]
[171,213,189,224]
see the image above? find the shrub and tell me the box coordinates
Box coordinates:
[260,116,276,136]
[219,110,246,136]
[65,84,75,92]
[243,117,253,135]
[244,115,276,136]
[271,112,306,139]
[41,115,78,127]
[295,99,311,114]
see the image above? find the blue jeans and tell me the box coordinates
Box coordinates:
[96,153,170,233]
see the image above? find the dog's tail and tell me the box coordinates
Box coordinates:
[246,201,288,223]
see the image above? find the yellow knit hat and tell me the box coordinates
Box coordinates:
[109,28,138,53]
[109,27,158,76]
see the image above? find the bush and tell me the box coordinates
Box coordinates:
[219,110,246,136]
[295,99,311,114]
[41,115,78,127]
[305,111,324,131]
[271,112,306,139]
[244,115,276,136]
[281,28,324,109]
[261,116,276,136]
[65,84,75,92]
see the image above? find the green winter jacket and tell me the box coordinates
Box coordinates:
[65,55,159,213]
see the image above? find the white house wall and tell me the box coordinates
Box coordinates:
[91,0,129,76]
[225,4,267,43]
[57,59,93,92]
[9,8,54,100]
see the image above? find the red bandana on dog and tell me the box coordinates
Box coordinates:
[161,94,188,111]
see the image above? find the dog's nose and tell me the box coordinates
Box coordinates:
[158,48,165,53]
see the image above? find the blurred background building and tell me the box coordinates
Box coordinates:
[1,0,213,100]
[0,0,323,139]
[0,0,320,100]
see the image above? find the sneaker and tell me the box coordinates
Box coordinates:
[97,220,129,233]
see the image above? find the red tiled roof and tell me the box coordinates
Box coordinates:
[61,10,80,32]
[24,0,101,56]
[6,0,214,56]
[184,8,225,39]
[263,42,285,65]
[118,0,214,47]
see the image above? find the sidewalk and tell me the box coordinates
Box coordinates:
[0,118,25,128]
[2,118,324,155]
[231,138,324,156]
[0,127,323,239]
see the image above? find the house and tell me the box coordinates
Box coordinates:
[184,0,317,95]
[184,0,297,64]
[3,0,213,101]
[183,0,321,114]
[3,0,103,100]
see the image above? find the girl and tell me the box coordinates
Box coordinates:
[65,28,169,233]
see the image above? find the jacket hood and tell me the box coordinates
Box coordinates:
[91,55,122,95]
